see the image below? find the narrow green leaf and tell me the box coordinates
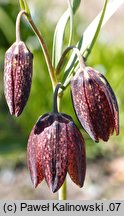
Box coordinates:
[83,0,108,60]
[68,0,73,47]
[72,0,81,14]
[52,0,80,68]
[63,0,124,85]
[79,0,124,56]
[52,9,69,68]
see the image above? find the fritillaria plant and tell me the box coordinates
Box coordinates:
[3,0,122,199]
[27,83,86,193]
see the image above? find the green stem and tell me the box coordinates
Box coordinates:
[53,83,63,113]
[58,180,67,200]
[56,46,85,76]
[83,0,108,60]
[56,46,85,92]
[25,15,57,89]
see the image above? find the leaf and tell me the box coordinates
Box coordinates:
[83,0,108,60]
[68,0,73,47]
[80,0,124,56]
[64,0,124,84]
[52,10,69,68]
[52,0,81,68]
[72,0,81,14]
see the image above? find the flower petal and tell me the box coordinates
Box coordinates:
[88,67,119,135]
[71,71,98,141]
[4,43,16,115]
[71,67,119,142]
[27,127,44,188]
[84,74,115,141]
[41,120,68,193]
[4,41,33,116]
[67,122,86,187]
[97,72,119,135]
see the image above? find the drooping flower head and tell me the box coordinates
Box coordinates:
[4,41,33,116]
[71,66,119,142]
[27,83,86,192]
[4,11,33,117]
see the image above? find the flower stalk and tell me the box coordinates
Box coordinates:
[53,83,63,113]
[16,10,26,43]
[27,17,57,89]
[58,181,67,200]
[19,0,57,89]
[56,46,85,76]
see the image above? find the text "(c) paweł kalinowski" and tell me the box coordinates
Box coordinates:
[20,202,104,212]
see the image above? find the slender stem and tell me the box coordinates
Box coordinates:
[56,46,72,75]
[25,16,57,89]
[58,181,67,200]
[73,47,85,69]
[56,46,85,76]
[53,83,62,113]
[16,10,26,43]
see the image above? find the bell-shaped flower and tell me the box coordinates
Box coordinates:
[4,41,33,116]
[71,67,119,142]
[27,83,86,193]
[27,112,86,192]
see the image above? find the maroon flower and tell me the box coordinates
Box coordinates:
[71,67,119,142]
[4,41,33,116]
[27,112,86,193]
